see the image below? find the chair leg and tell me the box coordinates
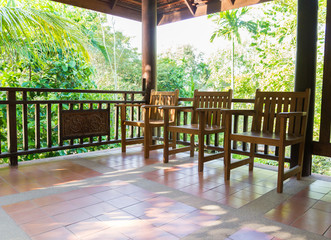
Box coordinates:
[121,123,126,153]
[171,131,177,149]
[297,142,305,180]
[163,127,169,164]
[144,126,150,158]
[190,134,194,157]
[223,131,231,181]
[277,145,285,193]
[198,133,204,172]
[249,143,255,171]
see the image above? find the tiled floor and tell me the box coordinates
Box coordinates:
[0,146,330,240]
[265,180,331,237]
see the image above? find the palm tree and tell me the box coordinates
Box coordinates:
[0,0,90,64]
[209,7,257,91]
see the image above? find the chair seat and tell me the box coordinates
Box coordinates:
[169,124,225,134]
[124,120,175,127]
[231,131,304,146]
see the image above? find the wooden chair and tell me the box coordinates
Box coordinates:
[162,89,233,172]
[119,89,179,158]
[223,89,311,193]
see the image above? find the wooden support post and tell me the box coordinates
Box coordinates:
[142,0,157,103]
[293,0,318,176]
[7,90,18,166]
[320,0,331,144]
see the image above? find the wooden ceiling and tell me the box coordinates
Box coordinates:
[51,0,271,25]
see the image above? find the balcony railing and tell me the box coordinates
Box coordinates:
[0,87,288,166]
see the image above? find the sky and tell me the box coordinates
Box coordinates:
[108,15,227,58]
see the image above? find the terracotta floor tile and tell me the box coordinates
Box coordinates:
[324,226,331,238]
[108,195,141,209]
[180,210,221,227]
[159,217,201,238]
[201,189,226,201]
[20,216,62,237]
[3,200,37,214]
[83,185,111,195]
[128,188,158,201]
[93,189,124,201]
[82,202,117,217]
[0,181,18,196]
[295,189,326,200]
[8,207,49,225]
[321,194,331,203]
[122,201,154,217]
[67,195,102,209]
[31,227,78,240]
[81,227,129,240]
[228,228,273,240]
[33,195,64,207]
[53,209,92,226]
[66,217,109,238]
[40,200,81,216]
[312,200,331,213]
[264,208,302,225]
[218,195,250,209]
[291,208,331,235]
[230,189,262,202]
[244,184,273,195]
[56,189,89,201]
[146,196,176,208]
[96,210,136,227]
[308,184,331,194]
[164,202,196,216]
[140,211,181,227]
[132,226,179,240]
[115,183,145,195]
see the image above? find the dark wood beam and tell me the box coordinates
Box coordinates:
[109,0,119,9]
[319,0,331,144]
[158,0,272,25]
[51,0,141,21]
[142,0,157,103]
[184,0,197,15]
[293,0,318,176]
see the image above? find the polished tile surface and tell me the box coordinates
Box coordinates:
[0,146,330,240]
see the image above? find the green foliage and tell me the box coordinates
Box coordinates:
[157,45,210,97]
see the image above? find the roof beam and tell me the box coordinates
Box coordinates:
[109,0,118,9]
[184,0,197,15]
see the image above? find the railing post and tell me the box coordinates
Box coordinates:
[7,90,18,166]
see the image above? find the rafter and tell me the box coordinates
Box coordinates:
[184,0,197,15]
[109,0,119,9]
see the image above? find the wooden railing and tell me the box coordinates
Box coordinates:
[0,88,290,166]
[0,87,145,165]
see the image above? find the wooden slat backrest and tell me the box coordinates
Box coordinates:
[149,89,179,121]
[252,89,310,135]
[192,89,233,126]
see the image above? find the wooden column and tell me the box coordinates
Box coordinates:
[319,0,331,145]
[293,0,318,176]
[142,0,157,103]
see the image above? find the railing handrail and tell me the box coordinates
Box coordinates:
[179,97,255,103]
[0,87,145,94]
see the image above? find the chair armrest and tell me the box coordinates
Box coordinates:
[196,108,222,112]
[222,109,256,116]
[158,106,193,110]
[278,112,307,118]
[115,103,143,107]
[141,105,160,109]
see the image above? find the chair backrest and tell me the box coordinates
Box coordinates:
[192,89,233,126]
[252,89,310,135]
[149,89,179,121]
